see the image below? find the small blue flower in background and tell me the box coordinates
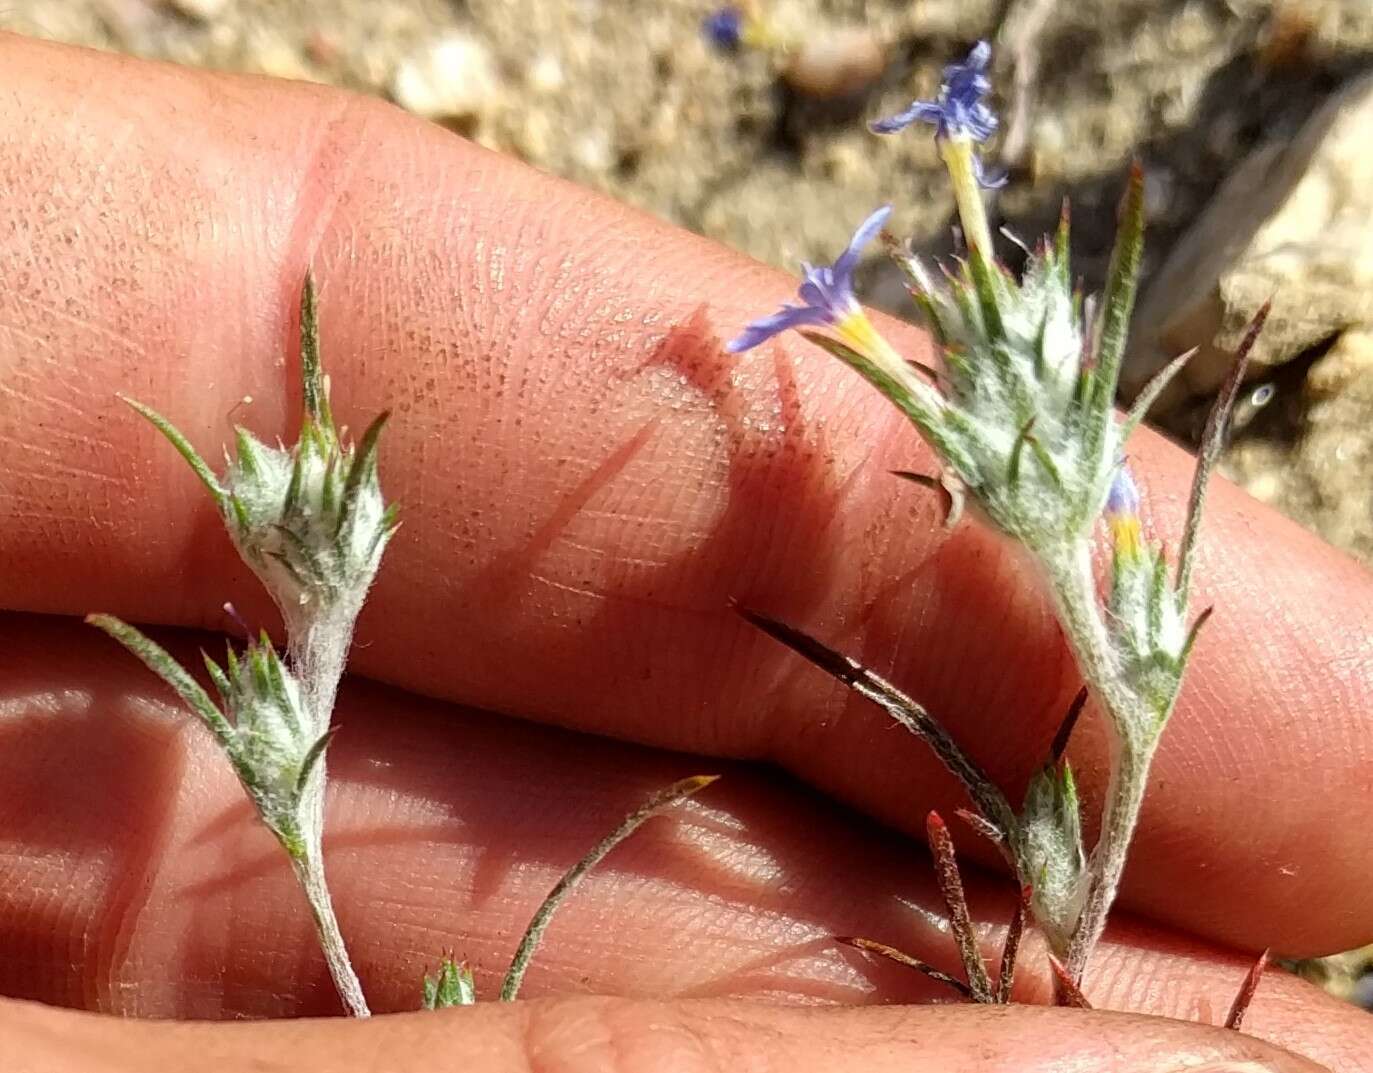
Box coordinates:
[726,205,891,353]
[871,41,1005,187]
[703,6,745,51]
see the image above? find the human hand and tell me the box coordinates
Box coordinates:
[0,34,1369,1072]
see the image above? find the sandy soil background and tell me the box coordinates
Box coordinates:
[7,0,1373,1007]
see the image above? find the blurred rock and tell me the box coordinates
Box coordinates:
[1225,329,1373,562]
[390,31,500,127]
[167,0,227,19]
[781,26,887,100]
[1124,71,1373,415]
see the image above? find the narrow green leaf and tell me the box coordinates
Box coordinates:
[1033,306,1051,380]
[1092,161,1146,411]
[264,643,288,702]
[1008,420,1031,486]
[228,494,252,535]
[321,451,339,517]
[274,524,331,594]
[202,650,233,706]
[1176,302,1271,603]
[1026,433,1063,490]
[500,774,719,1002]
[282,444,307,521]
[335,410,391,544]
[926,811,993,1002]
[1054,199,1071,287]
[838,936,975,999]
[797,331,969,475]
[1007,419,1060,490]
[733,605,1018,841]
[298,273,334,433]
[250,642,273,698]
[1147,545,1168,640]
[120,395,225,508]
[296,728,337,794]
[909,288,951,348]
[1121,347,1198,440]
[1058,760,1080,822]
[366,503,402,563]
[949,268,983,338]
[1178,605,1214,672]
[266,549,313,593]
[263,644,301,738]
[1049,687,1088,765]
[87,615,232,742]
[233,427,262,479]
[995,891,1028,1004]
[967,248,1005,341]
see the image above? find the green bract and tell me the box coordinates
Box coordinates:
[88,276,389,1018]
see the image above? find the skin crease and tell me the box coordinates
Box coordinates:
[0,29,1368,1073]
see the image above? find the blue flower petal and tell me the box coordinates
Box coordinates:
[832,205,893,279]
[870,41,1000,144]
[869,101,943,135]
[726,303,830,353]
[726,207,890,354]
[972,156,1008,189]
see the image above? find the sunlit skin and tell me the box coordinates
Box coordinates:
[1,33,1371,1073]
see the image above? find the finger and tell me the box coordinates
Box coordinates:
[1,36,1370,954]
[0,615,1364,1073]
[4,995,1335,1073]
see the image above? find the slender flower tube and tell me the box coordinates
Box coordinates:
[872,41,1003,254]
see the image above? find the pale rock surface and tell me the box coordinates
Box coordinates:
[1224,329,1373,563]
[390,31,501,128]
[1124,71,1373,413]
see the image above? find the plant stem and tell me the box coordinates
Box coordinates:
[1039,540,1157,983]
[285,613,370,1016]
[940,136,995,258]
[286,604,358,736]
[292,840,370,1018]
[500,775,717,1002]
[1063,727,1150,982]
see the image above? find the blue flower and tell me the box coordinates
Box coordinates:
[726,206,891,353]
[703,7,745,51]
[1106,465,1143,559]
[873,41,997,141]
[871,41,1005,189]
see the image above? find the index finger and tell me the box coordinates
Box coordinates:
[0,35,1370,955]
